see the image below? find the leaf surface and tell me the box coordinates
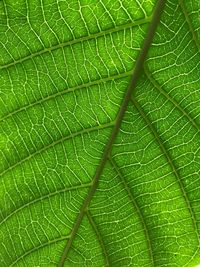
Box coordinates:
[0,0,200,266]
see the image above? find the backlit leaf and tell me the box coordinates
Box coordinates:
[0,0,200,266]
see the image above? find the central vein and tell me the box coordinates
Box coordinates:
[58,1,166,265]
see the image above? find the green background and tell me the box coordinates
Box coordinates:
[0,0,200,266]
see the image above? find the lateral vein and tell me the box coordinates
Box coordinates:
[86,211,110,267]
[131,97,200,249]
[0,18,151,70]
[109,158,155,267]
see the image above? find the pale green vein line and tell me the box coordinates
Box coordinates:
[0,71,132,122]
[0,121,114,177]
[131,97,200,249]
[179,0,200,51]
[9,236,69,267]
[0,17,151,70]
[144,66,200,133]
[109,158,155,267]
[0,183,91,226]
[86,211,110,267]
[68,246,85,261]
[58,1,166,265]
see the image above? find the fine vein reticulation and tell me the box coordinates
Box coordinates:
[1,0,200,266]
[58,1,166,265]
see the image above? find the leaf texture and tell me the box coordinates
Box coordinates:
[0,0,200,266]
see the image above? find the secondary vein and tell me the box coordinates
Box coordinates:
[179,0,200,51]
[0,17,150,70]
[58,1,166,265]
[109,158,155,267]
[131,97,200,250]
[86,211,110,267]
[144,65,200,133]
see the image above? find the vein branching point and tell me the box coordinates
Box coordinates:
[58,0,166,265]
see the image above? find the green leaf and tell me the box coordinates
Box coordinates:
[0,0,199,266]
